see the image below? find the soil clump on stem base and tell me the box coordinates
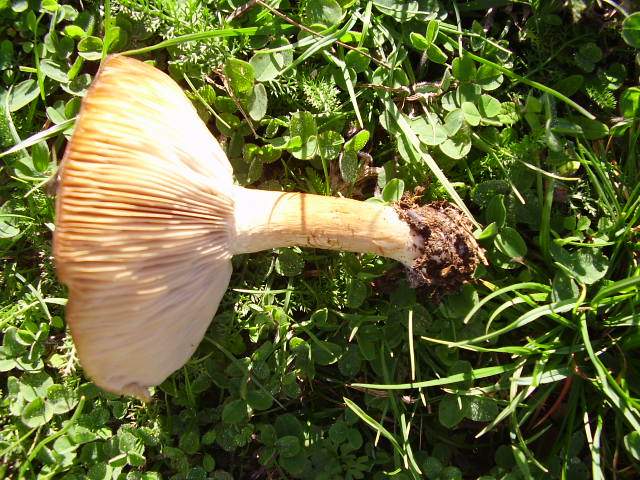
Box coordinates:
[394,191,487,300]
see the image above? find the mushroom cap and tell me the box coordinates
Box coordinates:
[54,55,235,399]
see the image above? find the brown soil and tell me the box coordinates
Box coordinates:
[394,192,487,301]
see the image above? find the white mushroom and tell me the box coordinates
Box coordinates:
[54,55,484,400]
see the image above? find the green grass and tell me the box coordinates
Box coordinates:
[1,0,640,479]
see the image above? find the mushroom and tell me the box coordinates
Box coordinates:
[54,55,485,400]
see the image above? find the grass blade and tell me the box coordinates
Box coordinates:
[579,314,640,431]
[350,363,518,390]
[463,282,551,324]
[383,98,478,226]
[121,26,294,56]
[344,397,402,452]
[439,298,578,347]
[0,119,74,159]
[591,274,640,305]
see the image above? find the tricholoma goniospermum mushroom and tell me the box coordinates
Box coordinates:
[54,55,485,400]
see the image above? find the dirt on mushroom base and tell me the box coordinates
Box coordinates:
[394,191,487,301]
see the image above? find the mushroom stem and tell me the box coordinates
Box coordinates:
[231,186,422,265]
